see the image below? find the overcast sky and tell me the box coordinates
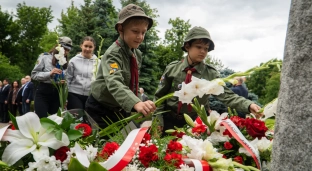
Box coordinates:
[2,0,291,72]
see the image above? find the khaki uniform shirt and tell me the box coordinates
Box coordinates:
[154,57,253,126]
[91,37,142,113]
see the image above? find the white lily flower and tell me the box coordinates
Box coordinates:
[251,137,273,152]
[58,57,67,66]
[47,114,63,125]
[262,98,278,121]
[204,79,225,95]
[173,82,194,104]
[207,132,229,145]
[177,164,195,171]
[1,112,69,166]
[206,111,228,130]
[188,76,208,98]
[202,139,223,161]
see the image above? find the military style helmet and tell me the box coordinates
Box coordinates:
[58,36,73,50]
[115,4,153,31]
[181,26,215,52]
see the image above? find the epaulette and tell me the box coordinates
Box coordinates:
[205,64,218,71]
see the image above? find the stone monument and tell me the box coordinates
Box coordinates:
[271,0,312,170]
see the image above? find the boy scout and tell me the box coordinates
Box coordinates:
[154,26,262,132]
[85,4,156,128]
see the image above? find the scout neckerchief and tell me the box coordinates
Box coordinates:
[115,40,139,96]
[177,66,197,114]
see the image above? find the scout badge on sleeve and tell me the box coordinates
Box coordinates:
[159,75,165,86]
[109,62,119,74]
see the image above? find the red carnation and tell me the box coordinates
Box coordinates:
[192,124,206,134]
[224,142,233,150]
[234,156,243,164]
[245,118,268,139]
[166,140,182,153]
[223,129,233,138]
[141,133,151,144]
[75,123,92,137]
[164,152,184,168]
[172,131,185,139]
[54,146,70,162]
[100,142,119,159]
[138,144,159,167]
[230,116,245,128]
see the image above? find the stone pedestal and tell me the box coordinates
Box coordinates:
[271,0,312,170]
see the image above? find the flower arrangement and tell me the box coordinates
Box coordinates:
[0,60,279,170]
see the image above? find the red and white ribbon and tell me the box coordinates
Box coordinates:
[102,127,148,171]
[183,158,211,171]
[221,119,261,169]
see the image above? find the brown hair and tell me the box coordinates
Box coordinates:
[81,36,96,47]
[49,45,68,69]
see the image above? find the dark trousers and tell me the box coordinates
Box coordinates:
[8,103,18,117]
[18,103,23,115]
[34,83,60,118]
[85,95,129,129]
[67,92,88,110]
[22,101,31,114]
[0,103,9,123]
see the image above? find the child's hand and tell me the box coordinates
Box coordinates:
[249,104,264,119]
[134,100,156,116]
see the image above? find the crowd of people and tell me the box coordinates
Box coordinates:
[0,4,262,133]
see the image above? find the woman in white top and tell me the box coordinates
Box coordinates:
[66,36,97,110]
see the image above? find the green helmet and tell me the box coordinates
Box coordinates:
[181,26,215,52]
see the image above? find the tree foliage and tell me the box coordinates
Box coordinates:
[245,59,281,105]
[15,2,53,74]
[0,54,24,82]
[205,54,224,71]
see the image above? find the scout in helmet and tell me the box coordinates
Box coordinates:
[85,4,156,129]
[154,26,263,135]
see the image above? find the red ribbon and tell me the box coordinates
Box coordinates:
[115,40,139,96]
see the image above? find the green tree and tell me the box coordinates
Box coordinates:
[0,7,20,65]
[245,59,282,104]
[0,53,24,82]
[164,17,191,60]
[154,17,191,81]
[120,0,160,97]
[58,0,118,57]
[39,30,58,52]
[92,0,119,53]
[205,54,224,71]
[14,2,53,74]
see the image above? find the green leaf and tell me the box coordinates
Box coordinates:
[61,112,75,130]
[40,118,58,130]
[68,158,87,171]
[0,160,8,166]
[88,162,108,171]
[9,112,18,130]
[55,129,63,141]
[57,108,62,117]
[68,129,83,141]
